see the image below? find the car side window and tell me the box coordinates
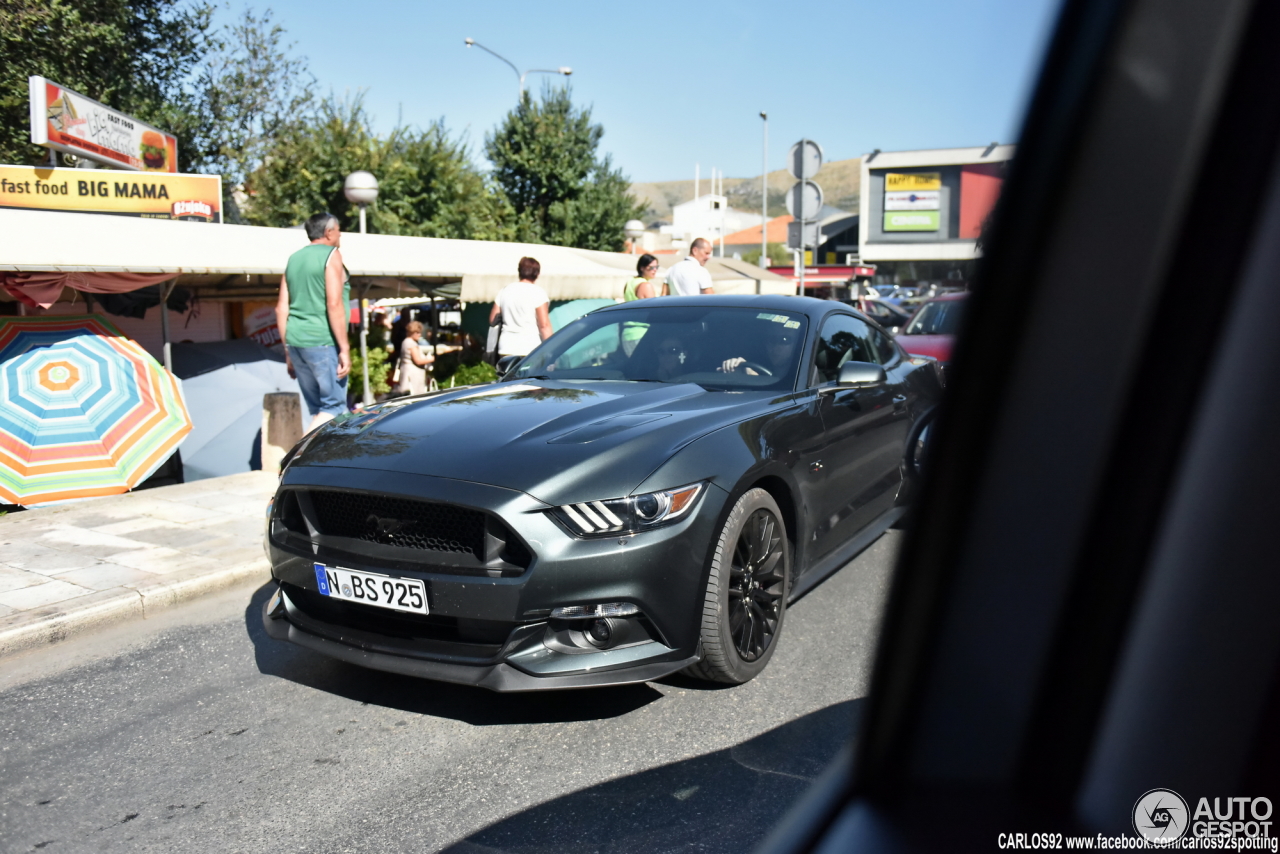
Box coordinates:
[865,326,899,366]
[810,314,878,386]
[554,322,624,369]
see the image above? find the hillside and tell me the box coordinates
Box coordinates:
[630,157,861,222]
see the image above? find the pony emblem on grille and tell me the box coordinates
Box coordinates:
[367,513,407,540]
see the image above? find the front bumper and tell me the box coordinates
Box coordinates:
[264,464,727,691]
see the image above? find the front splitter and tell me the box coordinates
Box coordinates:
[261,600,698,692]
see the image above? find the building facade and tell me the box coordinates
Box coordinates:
[859,144,1014,286]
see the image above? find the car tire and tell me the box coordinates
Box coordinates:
[892,410,936,529]
[684,488,792,684]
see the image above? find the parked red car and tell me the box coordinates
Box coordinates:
[894,291,968,365]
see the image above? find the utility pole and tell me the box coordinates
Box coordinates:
[760,112,768,267]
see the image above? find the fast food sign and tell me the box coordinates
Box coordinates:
[0,164,220,222]
[28,76,178,172]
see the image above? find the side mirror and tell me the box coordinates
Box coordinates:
[495,355,522,379]
[836,361,887,387]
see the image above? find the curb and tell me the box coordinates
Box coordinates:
[0,557,272,659]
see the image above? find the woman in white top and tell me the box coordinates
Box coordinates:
[489,256,553,357]
[395,321,434,395]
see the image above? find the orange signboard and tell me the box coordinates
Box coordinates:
[29,77,178,173]
[0,164,221,222]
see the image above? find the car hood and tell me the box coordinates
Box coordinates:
[291,380,784,505]
[895,334,954,363]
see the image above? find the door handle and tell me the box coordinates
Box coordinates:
[893,394,908,412]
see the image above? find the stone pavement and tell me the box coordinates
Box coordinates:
[0,471,277,657]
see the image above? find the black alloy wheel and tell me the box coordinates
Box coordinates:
[686,488,791,684]
[729,508,786,660]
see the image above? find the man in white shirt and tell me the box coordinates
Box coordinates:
[489,257,553,357]
[666,238,715,295]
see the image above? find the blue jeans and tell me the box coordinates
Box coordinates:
[288,345,348,417]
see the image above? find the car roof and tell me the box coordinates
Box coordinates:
[923,291,969,303]
[591,294,848,323]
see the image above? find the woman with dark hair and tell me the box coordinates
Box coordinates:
[620,254,666,355]
[623,254,665,301]
[488,256,552,358]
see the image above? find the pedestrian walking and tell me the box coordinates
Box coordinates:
[394,320,434,396]
[275,212,351,431]
[489,257,553,358]
[666,238,715,295]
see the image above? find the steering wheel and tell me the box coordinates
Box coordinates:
[737,360,773,376]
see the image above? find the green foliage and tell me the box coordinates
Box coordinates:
[0,7,633,250]
[349,344,391,399]
[0,0,215,169]
[485,86,643,251]
[440,361,497,388]
[243,94,510,240]
[187,9,315,221]
[741,242,792,267]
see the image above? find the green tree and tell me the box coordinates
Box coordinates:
[185,9,315,221]
[244,95,509,240]
[741,242,792,267]
[0,0,215,168]
[485,86,643,251]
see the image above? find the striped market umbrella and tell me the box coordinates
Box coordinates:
[0,315,192,506]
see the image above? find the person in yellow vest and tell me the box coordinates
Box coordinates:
[275,213,352,430]
[620,254,667,355]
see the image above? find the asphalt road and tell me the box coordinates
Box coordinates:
[0,530,903,854]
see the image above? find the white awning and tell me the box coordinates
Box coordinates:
[0,209,795,302]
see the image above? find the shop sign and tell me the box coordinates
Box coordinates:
[885,190,940,211]
[0,164,221,222]
[244,304,284,353]
[29,76,178,172]
[885,172,941,192]
[884,211,940,231]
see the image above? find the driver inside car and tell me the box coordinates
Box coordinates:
[719,326,799,376]
[655,334,694,382]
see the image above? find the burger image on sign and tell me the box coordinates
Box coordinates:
[140,131,168,171]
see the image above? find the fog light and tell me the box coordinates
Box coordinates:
[587,619,612,646]
[584,617,627,649]
[551,602,639,619]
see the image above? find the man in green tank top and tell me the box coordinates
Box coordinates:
[275,213,352,429]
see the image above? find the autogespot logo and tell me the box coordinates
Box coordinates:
[1134,789,1190,843]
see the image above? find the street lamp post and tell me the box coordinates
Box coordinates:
[760,112,768,268]
[624,219,645,254]
[344,170,378,234]
[344,171,379,408]
[464,38,572,99]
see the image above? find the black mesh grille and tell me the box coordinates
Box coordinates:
[305,490,486,557]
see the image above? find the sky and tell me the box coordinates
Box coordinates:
[213,0,1063,184]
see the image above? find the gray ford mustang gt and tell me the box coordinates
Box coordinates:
[262,295,943,691]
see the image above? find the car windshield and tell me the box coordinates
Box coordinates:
[509,305,808,391]
[903,299,966,335]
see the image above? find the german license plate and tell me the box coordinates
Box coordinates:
[314,563,428,615]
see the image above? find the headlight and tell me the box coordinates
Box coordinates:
[550,483,704,537]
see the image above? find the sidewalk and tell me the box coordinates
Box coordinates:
[0,471,277,658]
